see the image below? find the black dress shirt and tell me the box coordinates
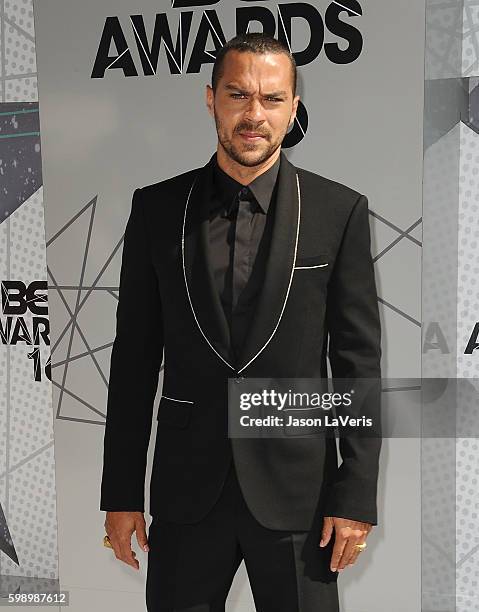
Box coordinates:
[207,153,281,362]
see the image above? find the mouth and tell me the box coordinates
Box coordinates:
[238,132,267,142]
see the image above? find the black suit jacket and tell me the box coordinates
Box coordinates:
[100,150,382,530]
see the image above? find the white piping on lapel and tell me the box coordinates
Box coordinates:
[294,263,328,269]
[161,394,194,404]
[181,177,236,371]
[236,172,301,374]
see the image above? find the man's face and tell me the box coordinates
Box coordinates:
[206,50,299,168]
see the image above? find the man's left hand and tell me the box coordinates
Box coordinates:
[319,516,372,572]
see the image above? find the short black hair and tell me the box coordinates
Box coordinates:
[211,33,297,97]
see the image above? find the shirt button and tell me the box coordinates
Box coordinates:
[235,376,245,383]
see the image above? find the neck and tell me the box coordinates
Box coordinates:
[216,145,280,185]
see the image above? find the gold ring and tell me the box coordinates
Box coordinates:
[103,534,113,549]
[355,542,367,552]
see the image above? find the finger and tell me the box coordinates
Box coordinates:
[347,547,361,567]
[109,536,122,560]
[347,533,368,567]
[135,521,149,552]
[320,517,334,547]
[118,535,139,570]
[330,526,350,572]
[336,529,364,570]
[110,537,134,568]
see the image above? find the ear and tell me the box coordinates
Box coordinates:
[289,95,300,128]
[206,84,215,118]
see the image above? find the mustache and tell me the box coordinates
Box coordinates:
[235,124,270,138]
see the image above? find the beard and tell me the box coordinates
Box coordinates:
[214,111,289,168]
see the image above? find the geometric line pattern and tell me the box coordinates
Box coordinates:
[47,195,164,426]
[370,210,422,326]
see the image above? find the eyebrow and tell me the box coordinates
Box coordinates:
[224,84,288,97]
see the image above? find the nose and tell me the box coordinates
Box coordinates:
[243,96,266,123]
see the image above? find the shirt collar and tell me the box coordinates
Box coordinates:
[211,153,281,217]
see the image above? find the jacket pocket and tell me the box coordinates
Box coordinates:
[157,395,193,428]
[294,253,329,270]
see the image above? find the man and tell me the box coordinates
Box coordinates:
[100,33,382,612]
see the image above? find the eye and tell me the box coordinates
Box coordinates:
[266,97,283,103]
[231,93,247,99]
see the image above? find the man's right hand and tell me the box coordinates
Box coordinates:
[104,511,150,570]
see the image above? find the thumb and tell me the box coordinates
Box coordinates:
[319,516,333,547]
[135,520,149,552]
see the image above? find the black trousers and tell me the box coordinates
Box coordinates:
[146,462,339,612]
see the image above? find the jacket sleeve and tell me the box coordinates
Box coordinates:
[100,187,164,512]
[324,194,382,525]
